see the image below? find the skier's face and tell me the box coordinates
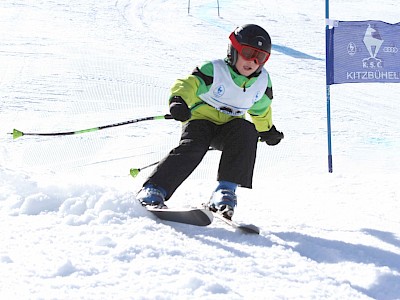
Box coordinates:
[235,54,260,77]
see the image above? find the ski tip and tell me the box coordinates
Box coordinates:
[238,225,260,235]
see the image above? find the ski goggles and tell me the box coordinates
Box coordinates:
[229,32,270,65]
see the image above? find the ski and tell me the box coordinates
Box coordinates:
[212,212,260,234]
[146,206,213,226]
[142,204,259,234]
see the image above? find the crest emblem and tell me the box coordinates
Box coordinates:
[213,85,225,97]
[362,24,384,68]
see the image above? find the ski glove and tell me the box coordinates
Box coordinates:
[259,125,284,146]
[169,96,191,122]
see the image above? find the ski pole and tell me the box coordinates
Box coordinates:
[129,147,216,178]
[9,114,173,139]
[130,161,160,178]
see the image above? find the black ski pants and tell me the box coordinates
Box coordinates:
[145,118,259,200]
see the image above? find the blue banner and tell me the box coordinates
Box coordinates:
[327,20,400,85]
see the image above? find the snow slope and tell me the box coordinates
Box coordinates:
[0,0,399,299]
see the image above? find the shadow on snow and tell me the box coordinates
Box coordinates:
[274,230,400,300]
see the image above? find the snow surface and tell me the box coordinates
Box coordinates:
[1,0,400,299]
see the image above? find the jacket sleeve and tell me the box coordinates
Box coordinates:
[169,62,214,108]
[248,73,274,132]
[169,76,201,108]
[249,106,273,132]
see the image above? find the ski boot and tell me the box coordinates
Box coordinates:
[208,189,237,220]
[136,183,167,208]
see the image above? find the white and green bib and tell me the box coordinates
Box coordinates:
[198,59,268,116]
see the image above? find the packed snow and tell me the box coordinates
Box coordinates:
[1,0,399,299]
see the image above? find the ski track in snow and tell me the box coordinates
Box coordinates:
[1,0,400,299]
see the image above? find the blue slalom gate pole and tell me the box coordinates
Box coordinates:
[325,0,333,173]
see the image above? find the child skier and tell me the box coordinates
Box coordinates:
[136,24,284,219]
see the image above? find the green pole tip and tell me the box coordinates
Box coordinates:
[12,129,24,139]
[130,168,140,178]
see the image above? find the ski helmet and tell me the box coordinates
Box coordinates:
[227,24,272,71]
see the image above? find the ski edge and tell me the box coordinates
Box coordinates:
[146,206,214,227]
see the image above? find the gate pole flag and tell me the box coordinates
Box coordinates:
[325,0,400,172]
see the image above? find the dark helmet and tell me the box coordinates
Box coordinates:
[227,24,272,69]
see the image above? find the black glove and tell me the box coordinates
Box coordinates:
[259,125,284,146]
[169,96,191,122]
